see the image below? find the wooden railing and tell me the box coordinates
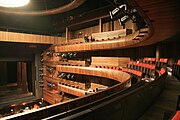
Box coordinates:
[55,28,150,52]
[3,69,167,120]
[4,69,131,119]
[0,31,65,44]
[91,29,129,41]
[91,57,130,68]
[56,66,131,83]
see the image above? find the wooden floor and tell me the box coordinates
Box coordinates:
[0,83,35,108]
[138,75,180,120]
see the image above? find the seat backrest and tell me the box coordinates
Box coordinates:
[159,58,168,63]
[177,60,180,65]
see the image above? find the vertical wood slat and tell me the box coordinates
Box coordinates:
[99,18,102,33]
[66,27,69,43]
[21,62,28,93]
[17,62,22,88]
[0,31,66,44]
[71,25,99,39]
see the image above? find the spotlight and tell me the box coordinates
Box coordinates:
[109,4,129,26]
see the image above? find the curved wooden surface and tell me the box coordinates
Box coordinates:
[54,0,180,52]
[56,66,131,83]
[133,0,180,46]
[0,0,87,16]
[0,31,65,44]
[55,28,150,52]
[3,72,167,120]
[2,0,175,119]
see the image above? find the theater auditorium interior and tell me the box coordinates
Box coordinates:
[0,0,180,119]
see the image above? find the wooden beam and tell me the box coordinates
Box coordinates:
[66,27,69,43]
[99,18,102,33]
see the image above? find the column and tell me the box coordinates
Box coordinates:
[99,18,102,33]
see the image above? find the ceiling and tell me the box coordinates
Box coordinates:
[0,0,112,36]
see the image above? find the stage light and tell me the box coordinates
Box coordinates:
[0,0,30,8]
[109,4,127,19]
[109,4,129,25]
[109,3,146,27]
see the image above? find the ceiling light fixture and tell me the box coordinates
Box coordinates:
[0,0,30,8]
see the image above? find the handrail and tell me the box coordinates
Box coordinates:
[56,66,131,83]
[4,69,168,119]
[4,71,131,119]
[55,28,150,52]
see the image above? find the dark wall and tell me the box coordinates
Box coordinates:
[27,62,33,92]
[7,62,17,83]
[0,62,7,85]
[0,62,17,85]
[91,33,180,62]
[158,41,180,59]
[91,44,156,61]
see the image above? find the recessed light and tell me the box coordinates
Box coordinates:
[0,0,30,8]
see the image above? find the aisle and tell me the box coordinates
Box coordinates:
[138,75,180,120]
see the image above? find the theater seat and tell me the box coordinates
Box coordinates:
[172,111,180,120]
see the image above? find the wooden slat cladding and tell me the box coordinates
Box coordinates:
[131,0,180,46]
[0,31,65,44]
[91,29,129,41]
[90,83,108,90]
[56,66,131,83]
[59,60,87,67]
[55,28,150,52]
[43,89,62,104]
[68,38,85,45]
[91,57,130,67]
[58,84,86,97]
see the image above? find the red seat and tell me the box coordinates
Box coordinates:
[159,67,166,76]
[150,65,156,70]
[137,71,142,77]
[144,57,149,61]
[172,111,180,120]
[151,58,156,62]
[177,60,180,65]
[121,67,128,72]
[159,58,168,63]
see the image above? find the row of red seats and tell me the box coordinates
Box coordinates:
[156,58,168,69]
[127,61,155,75]
[159,58,168,63]
[143,57,156,63]
[128,61,155,69]
[94,65,143,83]
[143,57,168,63]
[121,67,142,83]
[93,65,143,83]
[121,68,142,77]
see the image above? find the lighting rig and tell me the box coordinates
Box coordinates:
[109,0,146,28]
